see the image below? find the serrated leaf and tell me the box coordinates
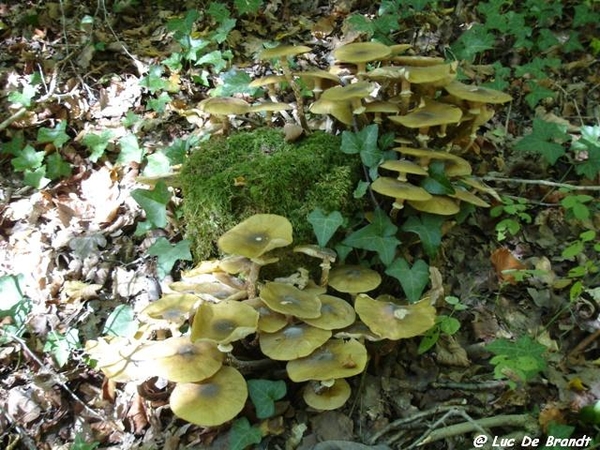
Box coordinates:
[385,258,429,303]
[147,238,193,279]
[229,418,262,450]
[82,130,114,162]
[37,120,70,148]
[343,209,399,265]
[117,133,145,164]
[486,336,547,384]
[131,181,171,229]
[247,379,287,419]
[401,214,444,258]
[514,118,568,165]
[308,209,344,247]
[103,304,138,337]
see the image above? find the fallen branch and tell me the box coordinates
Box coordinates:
[481,176,600,191]
[0,108,27,132]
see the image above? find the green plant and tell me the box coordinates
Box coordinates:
[0,275,31,345]
[486,335,547,388]
[490,196,532,241]
[418,295,467,354]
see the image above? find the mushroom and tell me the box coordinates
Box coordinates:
[250,101,292,125]
[293,244,337,286]
[391,55,446,66]
[259,323,331,360]
[321,81,374,115]
[328,265,382,300]
[286,338,368,382]
[199,97,251,135]
[218,214,293,297]
[303,378,351,411]
[170,365,248,427]
[243,297,288,333]
[333,42,392,76]
[354,294,436,339]
[407,195,460,215]
[190,300,259,351]
[364,101,400,124]
[144,336,224,383]
[388,100,462,147]
[379,159,428,182]
[140,293,200,325]
[449,188,490,208]
[333,321,385,342]
[309,98,354,126]
[459,176,501,202]
[302,295,356,330]
[293,70,341,99]
[393,146,469,172]
[259,281,322,319]
[370,176,432,215]
[258,45,312,131]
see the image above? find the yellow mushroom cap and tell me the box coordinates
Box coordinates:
[449,188,490,207]
[328,265,382,294]
[217,214,293,259]
[258,45,312,60]
[388,101,462,128]
[459,177,501,202]
[309,98,354,125]
[286,338,368,382]
[379,160,428,177]
[249,74,288,88]
[408,195,460,215]
[302,295,356,330]
[321,81,374,102]
[303,378,352,411]
[144,336,224,383]
[354,294,436,339]
[444,80,513,104]
[293,69,341,84]
[250,102,292,113]
[259,282,322,319]
[199,97,251,115]
[333,321,385,342]
[140,293,199,323]
[170,366,248,427]
[392,55,445,66]
[293,244,337,262]
[371,177,432,201]
[333,42,391,64]
[259,323,332,360]
[190,300,259,345]
[243,297,288,333]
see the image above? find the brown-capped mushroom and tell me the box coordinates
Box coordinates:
[379,159,428,182]
[293,70,341,99]
[170,365,247,427]
[303,378,352,411]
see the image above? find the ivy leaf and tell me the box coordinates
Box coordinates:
[385,258,429,303]
[401,214,444,258]
[524,81,556,109]
[139,65,169,93]
[8,83,37,107]
[341,124,382,168]
[514,118,568,165]
[571,125,600,179]
[211,69,258,97]
[247,379,287,419]
[45,152,72,180]
[207,2,231,23]
[69,234,107,259]
[117,133,145,164]
[451,24,495,61]
[308,209,344,247]
[82,130,114,162]
[37,120,70,148]
[486,336,547,387]
[11,145,44,171]
[229,418,262,450]
[147,238,193,279]
[103,305,138,338]
[131,181,171,230]
[234,0,262,15]
[24,167,49,189]
[343,209,400,265]
[421,160,455,195]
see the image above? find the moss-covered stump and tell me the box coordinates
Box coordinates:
[180,128,361,260]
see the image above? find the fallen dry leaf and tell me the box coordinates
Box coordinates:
[490,247,526,284]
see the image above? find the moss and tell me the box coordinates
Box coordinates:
[180,128,362,260]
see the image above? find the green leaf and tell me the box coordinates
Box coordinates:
[103,305,138,338]
[343,209,400,265]
[247,379,287,419]
[1,133,25,156]
[385,258,429,303]
[341,125,382,168]
[514,118,568,165]
[524,81,556,109]
[166,9,199,36]
[212,17,236,44]
[143,152,172,177]
[229,418,262,450]
[45,152,72,179]
[207,2,231,23]
[418,326,440,354]
[234,0,262,15]
[117,133,145,164]
[439,316,461,335]
[11,145,44,171]
[210,69,258,97]
[345,14,375,37]
[562,240,584,259]
[571,125,600,179]
[43,328,80,368]
[353,180,369,199]
[196,49,232,72]
[486,336,547,385]
[24,166,50,189]
[8,83,37,107]
[139,65,169,93]
[451,24,495,62]
[401,214,444,258]
[0,274,25,312]
[308,209,344,247]
[147,238,193,279]
[131,181,171,230]
[82,130,114,162]
[37,120,70,148]
[146,92,172,113]
[420,161,455,195]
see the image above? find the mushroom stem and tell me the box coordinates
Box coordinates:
[247,261,261,298]
[279,59,310,133]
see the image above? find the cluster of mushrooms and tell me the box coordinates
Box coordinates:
[86,214,437,427]
[198,41,511,217]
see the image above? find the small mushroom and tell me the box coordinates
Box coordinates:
[407,195,460,215]
[333,321,385,342]
[199,97,251,135]
[259,281,322,319]
[286,338,368,382]
[259,323,332,360]
[140,293,200,325]
[321,81,374,115]
[379,159,428,182]
[459,176,501,202]
[388,101,462,147]
[354,294,436,339]
[333,42,392,75]
[303,378,352,411]
[293,70,341,99]
[370,176,432,215]
[309,98,354,126]
[250,102,292,125]
[364,101,400,124]
[294,244,337,286]
[449,188,490,207]
[302,295,356,330]
[170,366,248,427]
[243,297,288,333]
[190,300,259,350]
[328,265,382,299]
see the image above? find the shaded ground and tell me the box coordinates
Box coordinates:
[0,1,599,449]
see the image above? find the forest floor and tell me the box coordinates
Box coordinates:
[0,1,599,449]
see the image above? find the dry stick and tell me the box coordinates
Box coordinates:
[0,108,27,132]
[481,176,600,191]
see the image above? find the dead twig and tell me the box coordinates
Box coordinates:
[481,176,600,191]
[0,108,27,132]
